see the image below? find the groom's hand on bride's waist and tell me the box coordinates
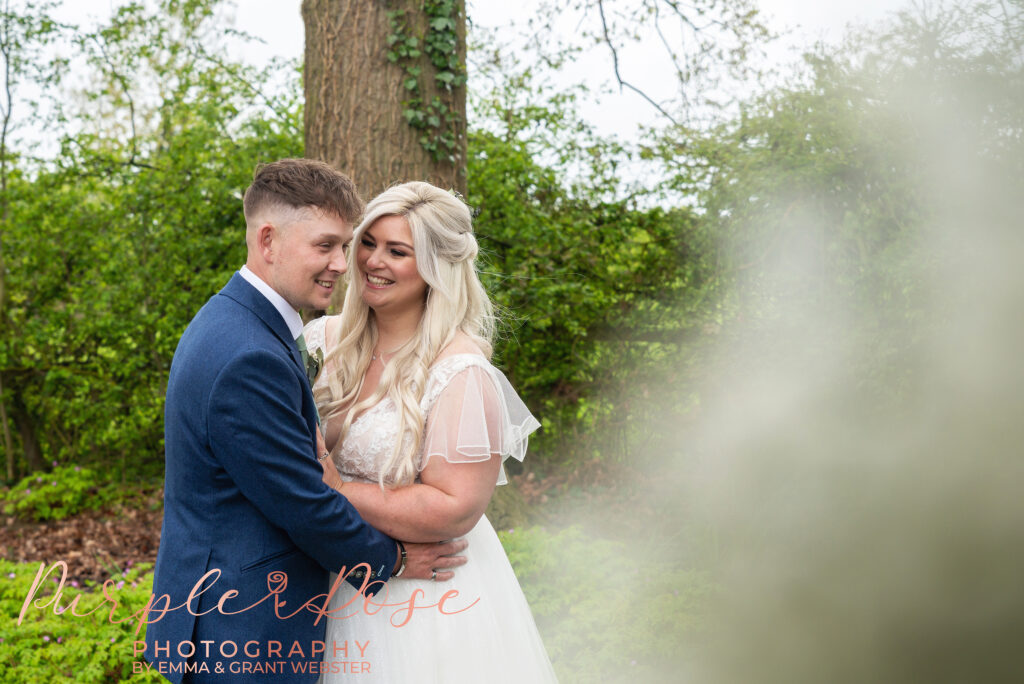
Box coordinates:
[398,538,469,581]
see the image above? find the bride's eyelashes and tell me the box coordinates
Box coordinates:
[361,236,410,258]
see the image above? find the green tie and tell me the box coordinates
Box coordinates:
[296,333,311,379]
[295,334,322,425]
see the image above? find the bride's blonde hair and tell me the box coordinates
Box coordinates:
[317,182,495,487]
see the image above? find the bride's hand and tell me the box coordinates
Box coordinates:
[316,426,345,491]
[316,424,328,457]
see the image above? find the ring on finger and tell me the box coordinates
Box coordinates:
[430,570,437,581]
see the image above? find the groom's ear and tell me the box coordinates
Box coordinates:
[257,222,277,263]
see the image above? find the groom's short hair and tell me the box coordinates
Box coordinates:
[243,158,364,225]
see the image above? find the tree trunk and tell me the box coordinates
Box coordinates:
[302,0,467,197]
[0,372,14,480]
[12,400,43,473]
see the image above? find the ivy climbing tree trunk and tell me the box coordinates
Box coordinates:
[301,0,467,197]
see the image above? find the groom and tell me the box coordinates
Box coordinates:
[146,159,464,683]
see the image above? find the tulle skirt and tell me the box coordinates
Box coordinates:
[319,515,557,683]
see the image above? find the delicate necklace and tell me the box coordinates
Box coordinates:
[371,342,406,364]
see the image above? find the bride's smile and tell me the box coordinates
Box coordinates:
[365,274,393,287]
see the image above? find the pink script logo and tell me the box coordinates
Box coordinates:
[18,560,479,635]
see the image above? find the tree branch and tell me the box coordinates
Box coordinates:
[596,0,679,125]
[652,1,690,108]
[189,42,299,133]
[88,33,140,167]
[663,0,728,32]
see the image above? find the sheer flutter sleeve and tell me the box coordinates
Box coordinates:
[420,358,541,485]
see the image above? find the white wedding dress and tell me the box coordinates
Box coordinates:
[305,317,558,683]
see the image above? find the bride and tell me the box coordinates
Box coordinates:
[303,181,558,683]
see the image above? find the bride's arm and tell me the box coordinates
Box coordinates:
[328,454,501,542]
[323,361,506,542]
[315,410,498,541]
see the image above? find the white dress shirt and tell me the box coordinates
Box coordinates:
[238,265,304,340]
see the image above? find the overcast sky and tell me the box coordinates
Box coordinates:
[50,0,910,141]
[217,0,906,62]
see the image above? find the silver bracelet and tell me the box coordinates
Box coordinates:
[394,540,408,578]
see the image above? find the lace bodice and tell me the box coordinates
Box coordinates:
[304,316,539,485]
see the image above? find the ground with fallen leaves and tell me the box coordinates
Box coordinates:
[0,488,164,585]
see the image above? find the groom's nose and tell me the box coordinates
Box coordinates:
[328,245,348,274]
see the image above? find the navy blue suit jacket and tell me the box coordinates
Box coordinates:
[146,273,396,683]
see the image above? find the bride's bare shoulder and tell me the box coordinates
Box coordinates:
[435,330,485,361]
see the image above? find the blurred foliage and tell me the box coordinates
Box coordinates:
[500,525,712,682]
[636,0,1024,422]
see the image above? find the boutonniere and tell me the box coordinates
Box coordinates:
[305,347,324,386]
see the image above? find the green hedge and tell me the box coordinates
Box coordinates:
[0,560,160,683]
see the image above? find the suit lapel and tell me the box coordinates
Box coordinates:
[218,273,305,373]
